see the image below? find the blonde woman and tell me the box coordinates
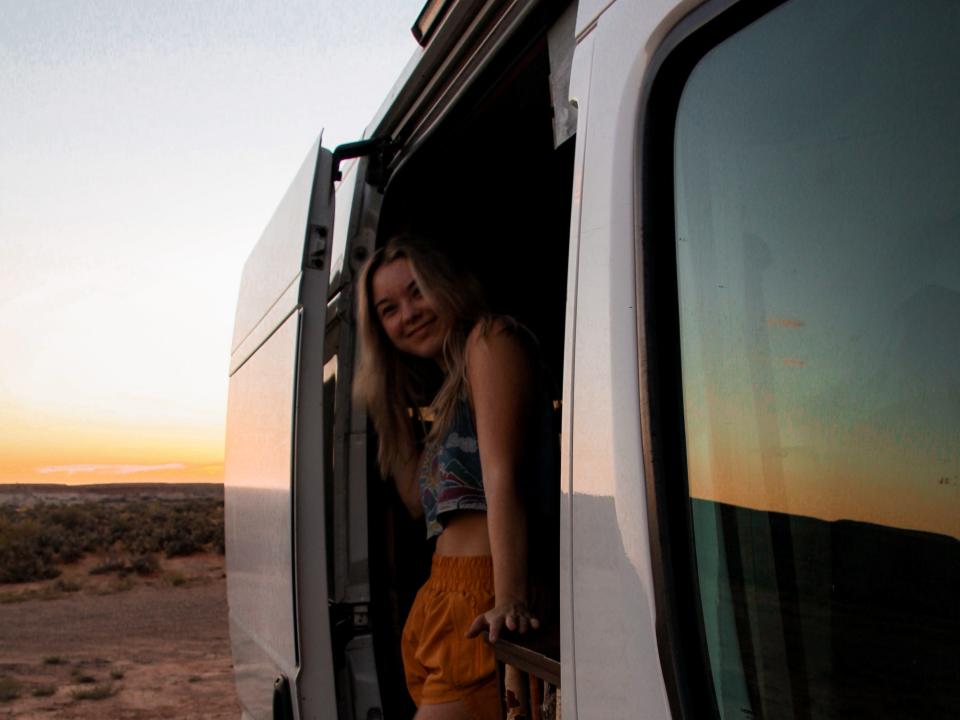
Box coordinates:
[355,234,552,720]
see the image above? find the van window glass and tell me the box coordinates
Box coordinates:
[672,0,960,717]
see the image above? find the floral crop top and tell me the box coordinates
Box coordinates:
[416,397,487,539]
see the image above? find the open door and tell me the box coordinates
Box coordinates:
[224,139,338,719]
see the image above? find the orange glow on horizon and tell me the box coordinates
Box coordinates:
[1,456,224,485]
[0,416,225,486]
[687,438,960,541]
[0,461,224,486]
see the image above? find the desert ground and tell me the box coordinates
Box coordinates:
[0,484,240,719]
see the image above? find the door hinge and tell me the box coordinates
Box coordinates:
[306,223,329,270]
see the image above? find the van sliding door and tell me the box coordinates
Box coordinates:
[224,139,337,719]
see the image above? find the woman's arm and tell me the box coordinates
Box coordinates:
[464,320,539,642]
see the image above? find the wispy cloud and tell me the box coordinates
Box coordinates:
[767,316,806,328]
[36,463,187,476]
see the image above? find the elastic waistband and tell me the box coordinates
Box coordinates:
[427,554,494,592]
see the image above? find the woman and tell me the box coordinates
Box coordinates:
[354,234,550,720]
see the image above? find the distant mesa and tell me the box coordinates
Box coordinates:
[0,482,223,507]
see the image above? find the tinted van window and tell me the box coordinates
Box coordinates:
[673,0,960,716]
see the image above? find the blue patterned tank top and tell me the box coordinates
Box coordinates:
[416,397,487,538]
[416,394,557,539]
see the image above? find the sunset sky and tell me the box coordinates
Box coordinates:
[674,0,959,540]
[1,0,423,485]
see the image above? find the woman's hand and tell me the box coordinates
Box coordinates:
[465,598,539,644]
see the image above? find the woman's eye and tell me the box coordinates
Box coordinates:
[380,306,396,319]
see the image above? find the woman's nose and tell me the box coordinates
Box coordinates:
[400,300,421,325]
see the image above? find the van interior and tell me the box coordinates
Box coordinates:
[362,11,575,715]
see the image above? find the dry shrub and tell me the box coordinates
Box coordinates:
[0,518,61,583]
[89,556,127,576]
[1,498,223,584]
[131,553,159,576]
[163,571,188,587]
[54,578,82,592]
[71,683,116,701]
[71,670,97,685]
[0,676,22,702]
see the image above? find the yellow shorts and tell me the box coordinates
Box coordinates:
[401,554,499,719]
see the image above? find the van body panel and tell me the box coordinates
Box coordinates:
[229,279,300,376]
[366,0,514,138]
[566,0,699,715]
[366,0,542,164]
[225,143,338,718]
[365,0,489,140]
[224,311,301,719]
[558,22,594,717]
[574,0,615,36]
[294,273,340,718]
[231,139,323,356]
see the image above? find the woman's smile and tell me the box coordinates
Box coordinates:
[407,318,436,338]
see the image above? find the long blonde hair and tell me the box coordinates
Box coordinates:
[353,234,488,480]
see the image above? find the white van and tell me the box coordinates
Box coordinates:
[224,0,960,718]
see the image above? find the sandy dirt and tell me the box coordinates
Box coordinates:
[0,553,240,719]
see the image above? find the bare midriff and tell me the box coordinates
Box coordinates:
[435,510,491,557]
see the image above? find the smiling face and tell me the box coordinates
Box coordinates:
[371,257,451,362]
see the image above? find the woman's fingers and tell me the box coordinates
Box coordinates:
[488,613,505,643]
[466,606,540,643]
[465,613,487,639]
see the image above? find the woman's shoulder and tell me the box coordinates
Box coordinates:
[467,315,538,355]
[465,315,539,377]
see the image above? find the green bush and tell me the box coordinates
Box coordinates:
[0,498,224,584]
[163,537,201,558]
[0,676,22,702]
[54,578,82,592]
[163,571,188,587]
[71,683,116,701]
[131,553,159,576]
[0,519,61,583]
[89,556,127,576]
